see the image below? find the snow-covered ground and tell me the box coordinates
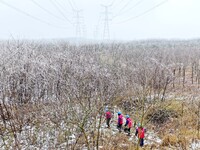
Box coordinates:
[190,140,200,150]
[1,111,199,149]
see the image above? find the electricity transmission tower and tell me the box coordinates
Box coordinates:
[73,9,84,39]
[101,4,112,40]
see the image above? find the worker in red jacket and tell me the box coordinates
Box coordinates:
[135,123,146,147]
[105,109,112,128]
[117,112,123,132]
[124,115,132,136]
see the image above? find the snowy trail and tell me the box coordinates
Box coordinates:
[100,119,162,147]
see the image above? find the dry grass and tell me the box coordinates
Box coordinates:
[102,133,130,149]
[162,134,178,146]
[153,99,200,149]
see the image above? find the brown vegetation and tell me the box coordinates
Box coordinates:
[0,40,200,149]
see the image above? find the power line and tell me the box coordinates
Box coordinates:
[54,0,73,15]
[59,0,75,13]
[111,0,125,9]
[70,0,78,9]
[113,0,146,18]
[30,0,66,21]
[108,0,117,6]
[115,0,168,24]
[113,0,133,16]
[49,0,73,24]
[0,0,69,29]
[68,0,76,11]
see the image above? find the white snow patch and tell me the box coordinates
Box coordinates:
[190,140,200,150]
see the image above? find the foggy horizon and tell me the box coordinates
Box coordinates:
[0,0,200,40]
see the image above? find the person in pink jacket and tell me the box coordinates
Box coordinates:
[117,112,123,132]
[105,109,112,128]
[135,123,146,147]
[124,115,132,136]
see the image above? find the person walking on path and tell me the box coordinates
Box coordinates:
[135,123,146,147]
[105,109,112,128]
[117,112,123,132]
[124,115,132,136]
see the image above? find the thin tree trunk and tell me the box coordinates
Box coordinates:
[183,67,185,88]
[198,102,200,138]
[192,64,194,84]
[96,110,103,150]
[179,66,181,85]
[173,68,176,88]
[198,69,200,88]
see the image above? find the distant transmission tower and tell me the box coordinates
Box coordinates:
[74,9,83,39]
[101,4,112,40]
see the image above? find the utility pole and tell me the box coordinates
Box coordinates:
[101,4,112,40]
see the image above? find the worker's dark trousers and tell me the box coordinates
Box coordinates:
[124,128,131,135]
[117,124,122,132]
[106,118,111,128]
[139,138,144,147]
[127,128,131,135]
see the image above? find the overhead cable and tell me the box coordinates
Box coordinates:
[113,0,146,18]
[49,0,73,24]
[115,0,168,24]
[54,0,73,15]
[30,0,66,21]
[0,0,69,29]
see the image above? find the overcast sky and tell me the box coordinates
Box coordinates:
[0,0,200,40]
